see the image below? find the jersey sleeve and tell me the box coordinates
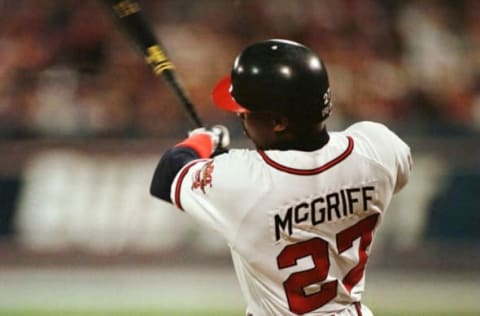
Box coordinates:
[170,150,264,243]
[150,147,201,202]
[346,121,412,193]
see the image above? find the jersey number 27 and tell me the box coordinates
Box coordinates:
[276,214,379,314]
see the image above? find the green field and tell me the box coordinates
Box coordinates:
[0,310,479,316]
[0,267,478,316]
[0,309,479,316]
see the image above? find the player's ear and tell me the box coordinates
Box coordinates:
[272,114,288,133]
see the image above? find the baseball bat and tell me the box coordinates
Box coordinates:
[101,0,203,128]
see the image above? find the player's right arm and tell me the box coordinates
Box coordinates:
[346,121,413,193]
[150,146,201,202]
[150,126,230,203]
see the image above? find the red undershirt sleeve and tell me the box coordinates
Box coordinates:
[175,133,213,159]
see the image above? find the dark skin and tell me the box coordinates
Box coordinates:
[238,111,329,151]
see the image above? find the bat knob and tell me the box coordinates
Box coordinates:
[210,125,230,149]
[188,125,231,155]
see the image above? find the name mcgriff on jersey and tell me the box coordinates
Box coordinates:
[274,185,375,241]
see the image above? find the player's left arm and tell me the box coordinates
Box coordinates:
[347,121,412,193]
[393,134,413,193]
[150,126,230,202]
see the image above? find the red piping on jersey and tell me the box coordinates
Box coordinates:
[257,136,354,175]
[354,302,363,316]
[174,159,206,211]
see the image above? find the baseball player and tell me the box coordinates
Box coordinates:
[150,39,412,316]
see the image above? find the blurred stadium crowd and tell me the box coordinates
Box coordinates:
[0,1,479,270]
[1,0,479,138]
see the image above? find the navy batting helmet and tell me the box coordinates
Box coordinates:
[212,39,332,119]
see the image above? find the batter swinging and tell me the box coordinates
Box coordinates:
[150,39,412,316]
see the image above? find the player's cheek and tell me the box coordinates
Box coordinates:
[240,118,250,137]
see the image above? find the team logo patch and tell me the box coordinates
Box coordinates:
[322,88,333,118]
[192,160,214,193]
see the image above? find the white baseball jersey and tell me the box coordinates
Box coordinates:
[171,121,412,316]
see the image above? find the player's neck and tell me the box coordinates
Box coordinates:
[272,125,329,151]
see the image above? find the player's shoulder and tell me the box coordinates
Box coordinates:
[345,121,407,148]
[208,148,271,192]
[343,120,410,169]
[215,148,259,162]
[346,121,396,137]
[212,148,264,173]
[345,121,412,193]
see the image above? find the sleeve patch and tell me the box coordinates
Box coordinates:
[192,160,214,194]
[173,159,207,210]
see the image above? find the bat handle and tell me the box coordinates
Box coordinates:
[162,70,203,128]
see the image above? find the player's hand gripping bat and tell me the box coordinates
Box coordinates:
[101,0,203,128]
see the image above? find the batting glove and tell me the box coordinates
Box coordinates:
[188,124,230,156]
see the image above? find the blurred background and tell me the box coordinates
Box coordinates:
[0,0,479,314]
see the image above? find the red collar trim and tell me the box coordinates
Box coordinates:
[258,136,354,175]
